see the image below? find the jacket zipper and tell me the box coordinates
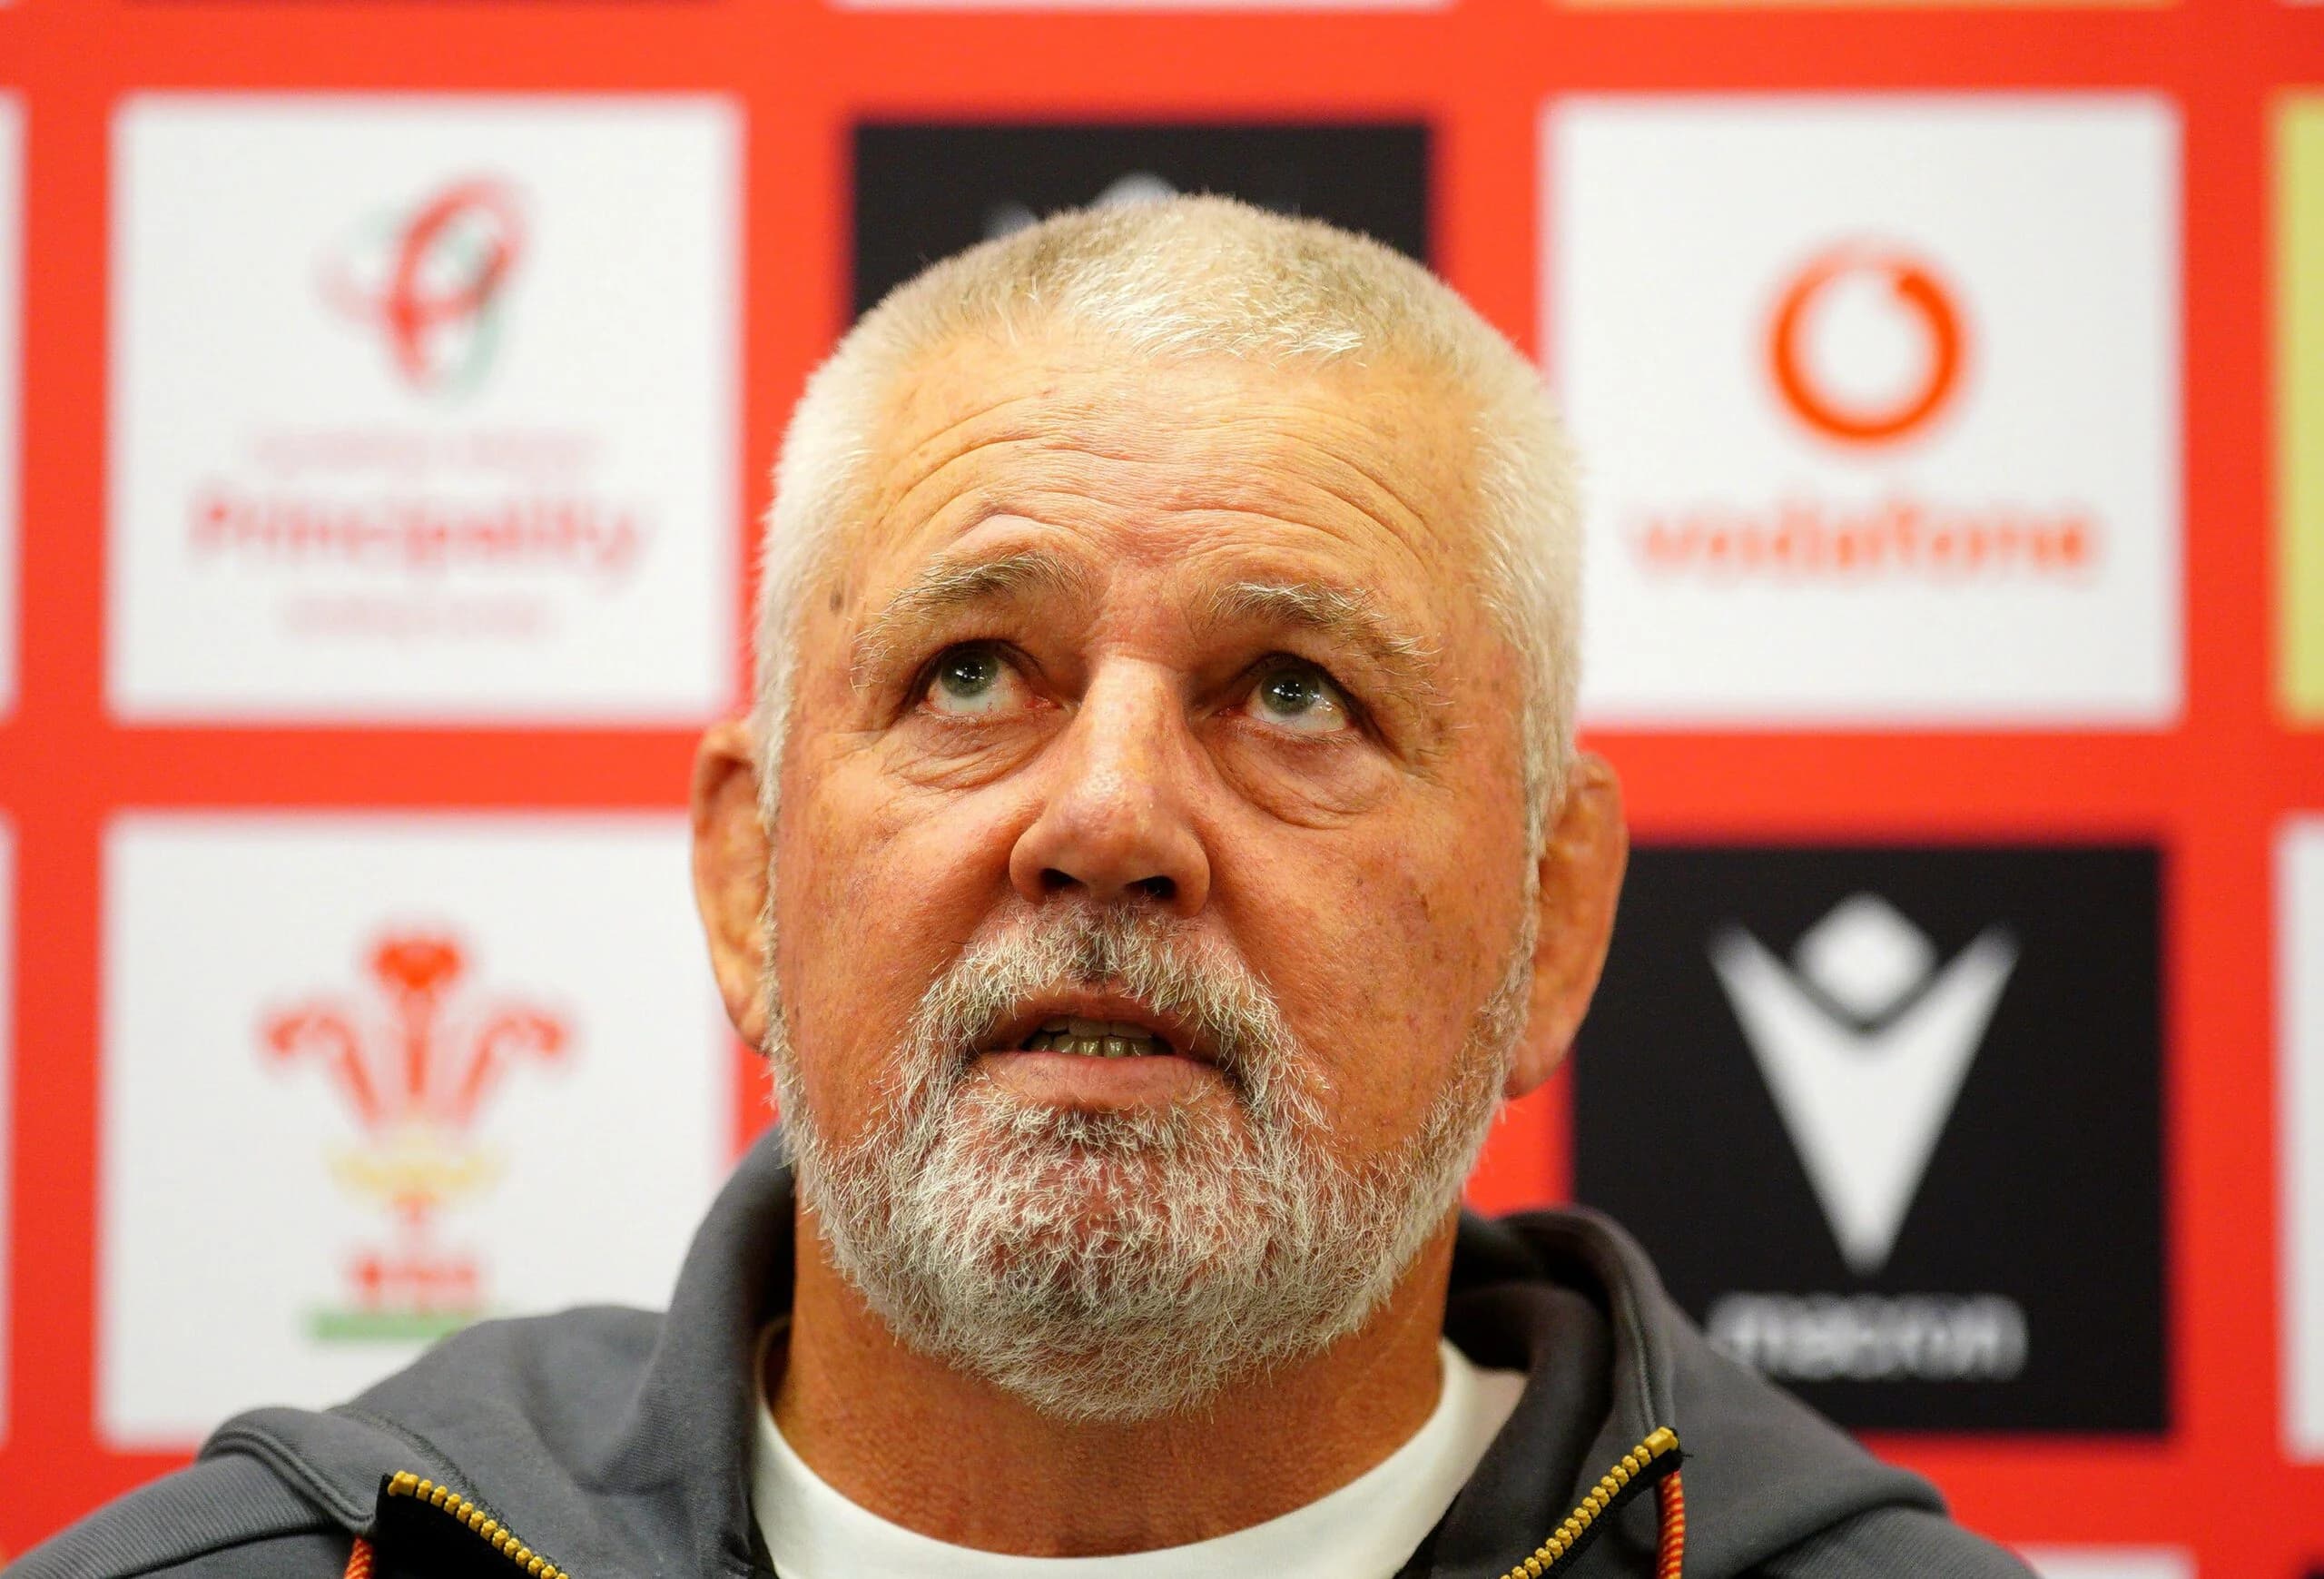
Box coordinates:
[1495,1426,1683,1579]
[358,1430,1677,1579]
[373,1469,575,1578]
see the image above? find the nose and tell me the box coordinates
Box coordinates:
[1008,664,1212,916]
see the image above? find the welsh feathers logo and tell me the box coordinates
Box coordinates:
[1766,242,1968,449]
[1710,893,2018,1275]
[321,178,527,398]
[261,931,570,1341]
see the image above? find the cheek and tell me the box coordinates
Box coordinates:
[1230,824,1518,1146]
[772,759,1026,1133]
[1204,728,1400,830]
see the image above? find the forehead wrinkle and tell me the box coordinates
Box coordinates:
[849,547,1090,690]
[857,342,1171,526]
[875,365,1462,533]
[852,338,1482,571]
[1091,402,1455,552]
[883,429,1454,587]
[859,391,1068,544]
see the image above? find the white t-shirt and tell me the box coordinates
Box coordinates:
[751,1337,1528,1579]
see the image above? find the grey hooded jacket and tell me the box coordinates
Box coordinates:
[15,1129,2033,1579]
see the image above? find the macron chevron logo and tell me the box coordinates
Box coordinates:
[1710,894,2018,1276]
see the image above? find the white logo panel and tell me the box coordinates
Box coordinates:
[0,98,20,717]
[0,823,14,1445]
[110,96,739,722]
[102,814,730,1447]
[2284,817,2324,1459]
[2022,1550,2193,1579]
[1547,95,2180,725]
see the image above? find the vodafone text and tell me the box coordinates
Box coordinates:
[1632,497,2095,579]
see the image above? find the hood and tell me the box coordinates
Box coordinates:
[175,1126,1954,1579]
[1426,1208,1947,1576]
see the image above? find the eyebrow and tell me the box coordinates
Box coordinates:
[1206,579,1445,706]
[850,548,1090,688]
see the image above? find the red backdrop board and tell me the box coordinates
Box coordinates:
[0,0,2318,1574]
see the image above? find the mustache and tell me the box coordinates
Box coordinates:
[898,904,1315,1113]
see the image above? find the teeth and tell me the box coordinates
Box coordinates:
[1019,1019,1169,1056]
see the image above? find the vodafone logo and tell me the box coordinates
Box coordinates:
[1553,97,2179,725]
[1768,244,1966,448]
[322,178,525,397]
[1625,237,2094,587]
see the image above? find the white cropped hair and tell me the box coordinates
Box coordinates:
[752,195,1582,844]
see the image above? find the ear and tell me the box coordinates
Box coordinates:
[1504,752,1629,1100]
[692,717,773,1051]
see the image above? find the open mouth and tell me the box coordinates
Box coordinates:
[1014,1019,1177,1060]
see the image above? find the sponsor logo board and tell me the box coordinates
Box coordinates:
[2283,101,2324,721]
[0,98,18,717]
[101,814,729,1446]
[1573,845,2165,1431]
[110,96,740,722]
[2021,1553,2194,1579]
[2284,818,2324,1458]
[1546,96,2180,725]
[854,123,1427,316]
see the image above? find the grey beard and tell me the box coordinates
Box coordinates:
[763,903,1531,1423]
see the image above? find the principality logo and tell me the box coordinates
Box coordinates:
[188,171,648,633]
[1711,893,2017,1275]
[1767,242,1966,448]
[262,931,569,1342]
[322,178,526,398]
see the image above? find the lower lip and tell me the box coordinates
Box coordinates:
[973,1049,1217,1109]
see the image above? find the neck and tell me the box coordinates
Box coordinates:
[768,1208,1460,1556]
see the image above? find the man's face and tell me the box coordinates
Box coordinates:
[726,332,1597,1416]
[778,334,1535,1159]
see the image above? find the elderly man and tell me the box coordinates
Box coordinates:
[24,199,2030,1579]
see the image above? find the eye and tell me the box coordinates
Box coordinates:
[921,644,1028,717]
[1244,662,1352,735]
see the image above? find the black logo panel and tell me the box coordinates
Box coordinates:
[852,123,1429,316]
[1573,845,2165,1432]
